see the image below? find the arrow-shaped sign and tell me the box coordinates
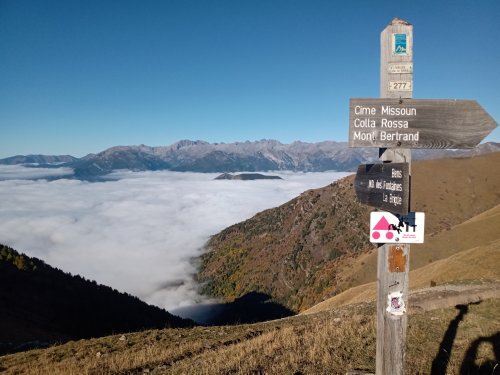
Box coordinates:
[349,98,497,149]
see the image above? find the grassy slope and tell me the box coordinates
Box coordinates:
[1,294,498,374]
[304,204,500,313]
[327,152,500,293]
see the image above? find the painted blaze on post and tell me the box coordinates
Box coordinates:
[348,98,498,149]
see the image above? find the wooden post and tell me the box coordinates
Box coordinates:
[376,18,412,375]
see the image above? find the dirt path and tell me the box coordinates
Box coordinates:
[409,280,500,312]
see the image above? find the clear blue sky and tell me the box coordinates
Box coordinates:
[1,0,499,158]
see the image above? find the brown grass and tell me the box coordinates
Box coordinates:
[1,298,499,374]
[169,318,376,375]
[304,203,500,314]
[306,243,500,315]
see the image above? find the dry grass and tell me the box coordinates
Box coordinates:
[0,311,377,375]
[169,315,376,374]
[305,244,500,315]
[410,240,500,289]
[0,328,207,375]
[1,298,499,374]
[407,298,500,374]
[411,204,500,270]
[305,204,500,314]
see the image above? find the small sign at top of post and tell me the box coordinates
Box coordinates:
[392,33,410,56]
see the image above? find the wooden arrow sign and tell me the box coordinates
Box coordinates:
[349,98,497,149]
[355,162,410,215]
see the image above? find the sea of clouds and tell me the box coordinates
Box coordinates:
[0,165,350,315]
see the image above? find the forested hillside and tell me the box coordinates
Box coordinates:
[0,245,193,355]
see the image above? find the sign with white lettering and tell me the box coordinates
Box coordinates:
[370,212,425,244]
[355,163,410,214]
[388,62,413,74]
[348,98,498,148]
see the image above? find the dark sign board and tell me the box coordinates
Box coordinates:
[355,163,410,215]
[349,98,497,149]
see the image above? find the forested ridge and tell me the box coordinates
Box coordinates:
[0,244,193,355]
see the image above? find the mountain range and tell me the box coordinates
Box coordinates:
[1,140,499,179]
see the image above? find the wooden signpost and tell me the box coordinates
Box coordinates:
[348,18,497,375]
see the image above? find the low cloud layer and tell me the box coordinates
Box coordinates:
[0,168,350,312]
[0,165,74,180]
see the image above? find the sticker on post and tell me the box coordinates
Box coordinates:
[392,33,408,55]
[387,291,406,316]
[370,212,425,244]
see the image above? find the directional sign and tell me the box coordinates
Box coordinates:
[349,98,498,149]
[355,163,409,215]
[370,212,425,244]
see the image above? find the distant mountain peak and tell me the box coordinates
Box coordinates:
[0,154,78,166]
[173,140,209,149]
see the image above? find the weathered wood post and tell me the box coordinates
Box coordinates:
[377,18,412,375]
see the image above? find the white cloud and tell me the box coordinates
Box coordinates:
[0,165,74,180]
[0,170,351,312]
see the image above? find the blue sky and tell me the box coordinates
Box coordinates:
[1,0,499,158]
